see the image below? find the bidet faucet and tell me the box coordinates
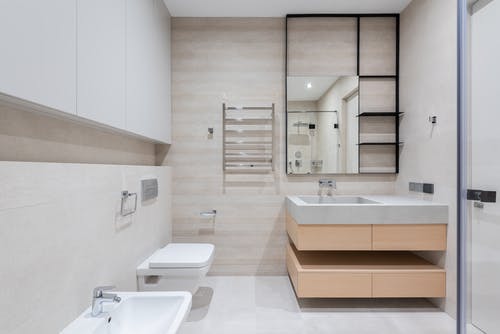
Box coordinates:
[91,286,121,317]
[318,179,336,196]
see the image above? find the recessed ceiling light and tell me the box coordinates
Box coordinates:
[306,82,312,89]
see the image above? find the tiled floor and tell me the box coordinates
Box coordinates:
[178,276,458,334]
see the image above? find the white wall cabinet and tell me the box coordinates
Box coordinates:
[0,0,77,114]
[0,0,171,144]
[77,0,126,129]
[126,0,171,143]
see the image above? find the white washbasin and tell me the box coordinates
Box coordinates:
[297,196,381,205]
[61,291,192,334]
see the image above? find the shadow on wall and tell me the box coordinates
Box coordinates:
[155,143,171,165]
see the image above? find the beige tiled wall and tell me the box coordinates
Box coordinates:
[168,18,396,275]
[398,0,457,316]
[0,162,172,333]
[287,17,358,76]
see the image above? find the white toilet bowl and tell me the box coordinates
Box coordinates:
[137,243,214,294]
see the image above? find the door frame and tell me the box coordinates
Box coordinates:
[457,0,468,333]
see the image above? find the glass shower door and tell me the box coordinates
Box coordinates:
[468,0,500,332]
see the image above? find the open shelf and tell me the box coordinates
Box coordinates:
[358,75,398,79]
[357,112,404,117]
[291,249,442,272]
[358,142,403,146]
[286,243,446,298]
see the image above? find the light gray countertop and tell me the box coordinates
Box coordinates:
[286,195,448,225]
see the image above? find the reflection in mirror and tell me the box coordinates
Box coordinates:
[287,76,359,174]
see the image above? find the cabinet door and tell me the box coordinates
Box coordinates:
[0,0,77,114]
[77,0,126,129]
[126,0,171,143]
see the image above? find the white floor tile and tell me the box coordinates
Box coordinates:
[178,276,457,334]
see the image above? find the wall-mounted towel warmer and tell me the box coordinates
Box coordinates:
[222,103,275,174]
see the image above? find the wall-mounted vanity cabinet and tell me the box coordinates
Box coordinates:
[286,15,400,174]
[0,0,171,144]
[285,196,448,298]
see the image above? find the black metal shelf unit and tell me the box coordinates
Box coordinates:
[356,16,400,174]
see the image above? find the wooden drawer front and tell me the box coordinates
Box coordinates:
[299,224,372,250]
[372,272,446,298]
[298,272,372,298]
[372,224,447,250]
[287,214,372,250]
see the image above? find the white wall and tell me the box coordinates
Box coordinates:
[398,0,457,316]
[0,162,172,333]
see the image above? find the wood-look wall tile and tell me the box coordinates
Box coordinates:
[359,17,397,76]
[170,18,397,275]
[287,17,357,76]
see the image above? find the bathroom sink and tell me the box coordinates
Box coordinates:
[297,196,380,205]
[61,291,192,334]
[286,195,448,225]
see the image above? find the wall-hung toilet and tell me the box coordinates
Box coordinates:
[137,243,215,294]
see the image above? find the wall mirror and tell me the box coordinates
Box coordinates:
[286,15,400,175]
[287,76,359,174]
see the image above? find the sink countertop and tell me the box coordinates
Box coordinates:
[286,195,448,225]
[287,195,448,207]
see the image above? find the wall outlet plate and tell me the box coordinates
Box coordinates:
[409,182,434,194]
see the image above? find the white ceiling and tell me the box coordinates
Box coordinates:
[163,0,412,17]
[287,77,339,101]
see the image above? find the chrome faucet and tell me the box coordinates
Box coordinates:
[318,179,336,196]
[91,286,121,317]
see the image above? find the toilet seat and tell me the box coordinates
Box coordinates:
[137,243,215,273]
[137,243,215,293]
[148,243,214,268]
